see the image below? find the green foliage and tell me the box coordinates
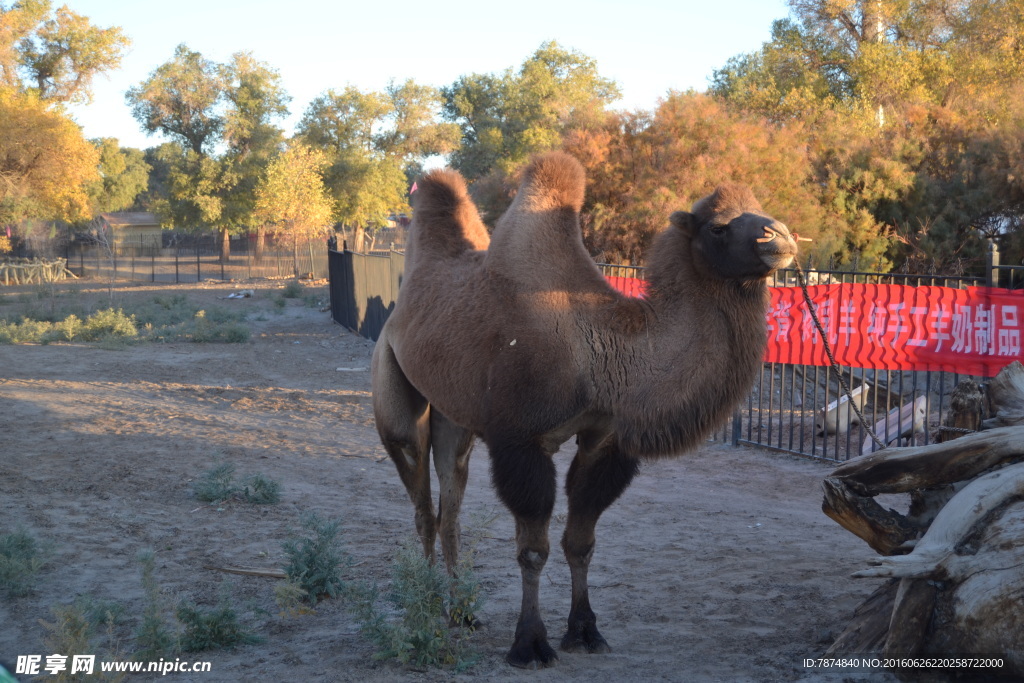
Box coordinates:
[176,601,262,652]
[273,579,311,616]
[85,138,151,215]
[703,0,1024,273]
[135,551,178,660]
[0,294,250,345]
[253,144,335,243]
[281,512,348,603]
[351,543,481,670]
[0,530,47,597]
[1,2,130,104]
[39,605,96,683]
[241,473,281,505]
[79,308,138,341]
[192,462,239,503]
[39,601,127,683]
[443,41,619,183]
[296,80,456,248]
[281,279,303,298]
[126,45,289,242]
[192,462,280,504]
[131,295,250,343]
[75,595,128,628]
[189,310,250,343]
[0,308,137,345]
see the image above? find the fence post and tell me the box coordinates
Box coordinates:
[196,242,201,282]
[731,408,742,447]
[987,240,1000,289]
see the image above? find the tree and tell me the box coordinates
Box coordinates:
[126,46,289,260]
[1,0,129,103]
[0,1,126,242]
[563,92,845,266]
[126,44,224,156]
[84,138,150,214]
[708,1,1024,273]
[442,41,620,220]
[253,143,334,270]
[297,81,453,251]
[0,87,99,226]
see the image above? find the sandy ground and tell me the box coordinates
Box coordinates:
[0,280,896,682]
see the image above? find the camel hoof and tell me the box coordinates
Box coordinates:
[560,625,611,654]
[506,638,558,669]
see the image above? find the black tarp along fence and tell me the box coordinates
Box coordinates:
[327,248,404,341]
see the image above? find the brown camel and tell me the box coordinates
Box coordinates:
[370,152,798,668]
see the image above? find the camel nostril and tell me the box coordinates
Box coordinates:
[756,226,778,243]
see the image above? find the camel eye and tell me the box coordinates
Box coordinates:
[709,223,727,236]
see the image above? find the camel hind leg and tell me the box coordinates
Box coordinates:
[430,410,474,575]
[371,329,436,561]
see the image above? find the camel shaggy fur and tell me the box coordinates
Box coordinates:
[371,152,798,668]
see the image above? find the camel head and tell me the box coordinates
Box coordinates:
[669,183,798,283]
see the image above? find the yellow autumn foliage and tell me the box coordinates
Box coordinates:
[0,88,99,224]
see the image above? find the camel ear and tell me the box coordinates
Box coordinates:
[669,211,695,236]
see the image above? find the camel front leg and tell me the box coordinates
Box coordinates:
[561,438,639,654]
[487,436,558,668]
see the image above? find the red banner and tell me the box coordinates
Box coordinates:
[606,278,1024,377]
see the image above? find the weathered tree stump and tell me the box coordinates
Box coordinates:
[822,361,1024,679]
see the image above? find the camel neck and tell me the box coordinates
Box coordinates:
[611,275,770,459]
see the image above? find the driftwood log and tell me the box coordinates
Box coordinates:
[822,362,1024,678]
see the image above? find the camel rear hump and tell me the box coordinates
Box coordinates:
[408,168,490,264]
[487,152,608,293]
[513,151,585,213]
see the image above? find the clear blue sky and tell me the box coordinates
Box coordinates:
[65,0,791,150]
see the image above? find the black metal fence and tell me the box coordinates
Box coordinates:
[744,267,987,462]
[65,235,329,283]
[327,247,1022,462]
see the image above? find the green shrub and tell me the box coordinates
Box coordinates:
[39,605,95,682]
[242,474,281,504]
[273,579,311,617]
[0,317,52,344]
[176,601,261,652]
[190,311,250,343]
[192,463,239,503]
[281,280,303,298]
[46,314,83,342]
[79,308,138,341]
[192,464,280,504]
[352,542,482,670]
[282,512,348,603]
[135,551,177,660]
[76,595,127,628]
[0,530,47,597]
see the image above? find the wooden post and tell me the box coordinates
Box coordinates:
[987,240,1000,288]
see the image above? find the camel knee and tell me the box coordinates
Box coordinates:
[518,547,549,573]
[560,530,595,566]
